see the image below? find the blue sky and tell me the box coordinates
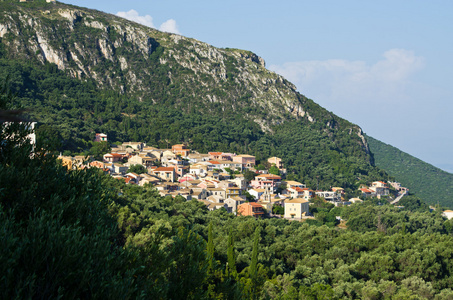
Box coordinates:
[60,0,453,173]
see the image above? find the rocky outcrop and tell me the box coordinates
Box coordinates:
[0,2,368,150]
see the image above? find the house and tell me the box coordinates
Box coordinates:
[128,154,156,168]
[389,181,409,194]
[58,156,86,170]
[285,181,306,189]
[103,153,124,163]
[207,188,226,199]
[216,160,243,172]
[332,187,345,195]
[152,167,177,182]
[122,142,144,151]
[237,202,265,217]
[178,174,198,183]
[207,195,224,203]
[359,188,375,198]
[224,196,246,214]
[248,188,265,201]
[287,187,304,198]
[139,174,161,186]
[161,150,177,164]
[284,198,309,219]
[250,174,282,191]
[443,210,453,220]
[370,181,390,197]
[229,177,247,190]
[268,157,283,169]
[94,133,108,142]
[349,198,363,204]
[112,163,129,175]
[191,187,208,199]
[188,153,210,163]
[316,191,341,202]
[172,144,190,157]
[225,186,242,198]
[208,152,223,160]
[189,163,208,177]
[232,154,256,168]
[287,187,314,200]
[166,160,187,177]
[200,201,228,211]
[204,171,220,181]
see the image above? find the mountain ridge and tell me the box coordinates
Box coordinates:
[0,0,403,193]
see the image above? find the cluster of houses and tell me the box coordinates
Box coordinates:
[57,134,408,220]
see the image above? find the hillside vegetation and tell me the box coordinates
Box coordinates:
[0,1,390,192]
[367,135,453,207]
[3,96,453,298]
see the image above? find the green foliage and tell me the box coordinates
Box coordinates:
[128,163,147,174]
[89,141,110,160]
[269,164,280,175]
[367,135,453,207]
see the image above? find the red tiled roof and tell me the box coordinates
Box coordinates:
[105,153,123,158]
[208,160,221,164]
[209,152,222,156]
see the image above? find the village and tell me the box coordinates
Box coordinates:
[58,133,410,220]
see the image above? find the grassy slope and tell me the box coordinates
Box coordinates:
[367,135,453,208]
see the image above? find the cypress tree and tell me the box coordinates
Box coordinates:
[207,222,215,274]
[227,228,236,278]
[249,226,260,283]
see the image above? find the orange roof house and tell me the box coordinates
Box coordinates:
[152,167,177,182]
[172,144,190,157]
[237,202,265,217]
[103,153,124,163]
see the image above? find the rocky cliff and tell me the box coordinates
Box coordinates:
[0,1,380,190]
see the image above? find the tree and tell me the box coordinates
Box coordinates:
[269,165,280,176]
[89,141,110,160]
[227,229,237,278]
[248,226,261,298]
[128,164,147,174]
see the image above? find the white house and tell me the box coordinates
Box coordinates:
[284,198,309,219]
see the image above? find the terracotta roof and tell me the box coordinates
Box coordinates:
[209,152,223,156]
[105,153,123,158]
[154,167,175,172]
[286,198,309,204]
[256,174,281,179]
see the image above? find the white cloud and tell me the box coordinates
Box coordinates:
[159,19,180,34]
[269,49,425,105]
[116,10,180,34]
[116,9,154,28]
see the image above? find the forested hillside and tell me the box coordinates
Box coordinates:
[367,135,453,208]
[0,0,390,192]
[3,92,453,298]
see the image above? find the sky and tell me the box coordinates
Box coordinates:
[60,0,453,173]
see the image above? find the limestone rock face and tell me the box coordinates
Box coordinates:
[0,2,368,150]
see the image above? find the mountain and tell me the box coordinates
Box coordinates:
[0,0,389,191]
[367,135,453,207]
